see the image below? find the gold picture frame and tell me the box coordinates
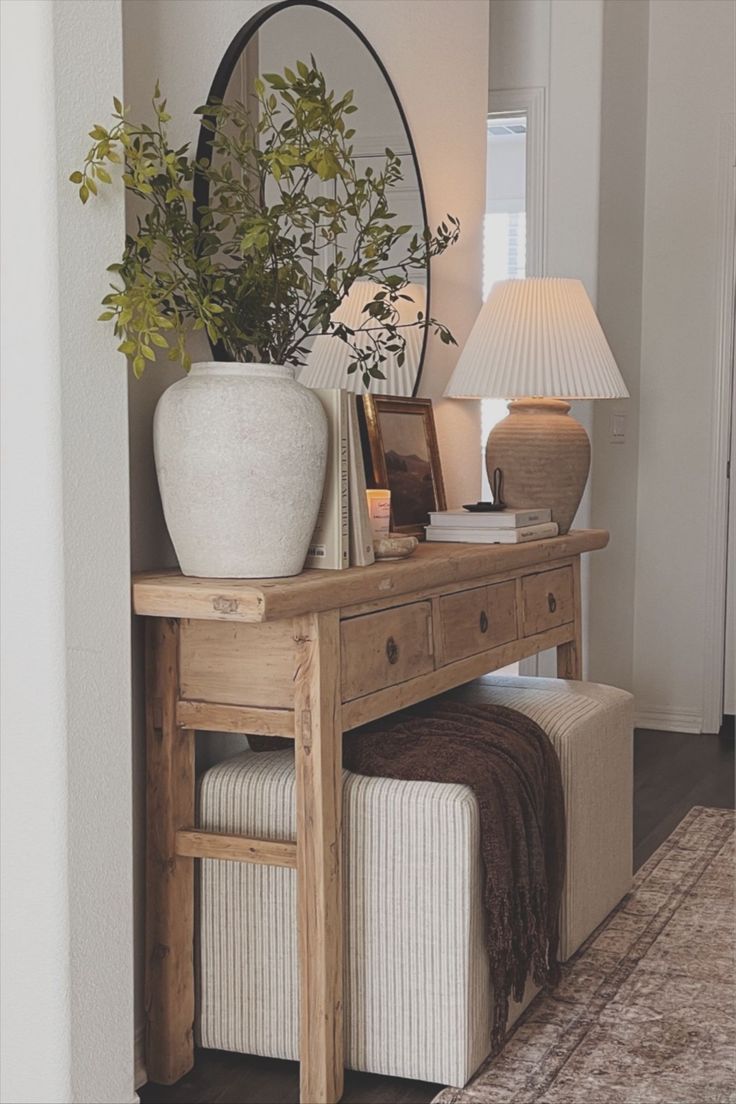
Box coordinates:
[361,395,447,538]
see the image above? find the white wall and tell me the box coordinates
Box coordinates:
[545,0,603,632]
[633,0,736,731]
[489,0,550,91]
[53,3,136,1098]
[589,0,649,695]
[122,0,488,1075]
[1,2,135,1102]
[1,3,72,1099]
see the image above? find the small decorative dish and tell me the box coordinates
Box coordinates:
[373,533,419,561]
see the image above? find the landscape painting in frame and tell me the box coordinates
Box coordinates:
[362,396,446,538]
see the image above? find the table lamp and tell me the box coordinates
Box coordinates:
[299,279,426,395]
[444,277,629,533]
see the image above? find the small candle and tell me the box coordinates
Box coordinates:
[366,489,391,539]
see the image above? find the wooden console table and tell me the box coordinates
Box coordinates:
[133,529,608,1103]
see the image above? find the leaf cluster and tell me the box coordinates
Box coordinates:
[71,65,460,384]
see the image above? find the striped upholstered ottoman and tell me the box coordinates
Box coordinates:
[196,676,633,1087]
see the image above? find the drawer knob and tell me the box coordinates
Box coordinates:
[547,592,557,613]
[385,636,400,664]
[479,610,489,634]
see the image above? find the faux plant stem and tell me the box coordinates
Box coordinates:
[71,64,460,386]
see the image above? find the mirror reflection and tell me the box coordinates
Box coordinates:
[217,2,429,394]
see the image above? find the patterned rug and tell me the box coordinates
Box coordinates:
[433,806,735,1104]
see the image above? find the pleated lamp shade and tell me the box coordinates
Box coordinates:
[444,278,629,400]
[299,279,426,395]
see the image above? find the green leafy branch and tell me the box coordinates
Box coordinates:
[71,65,460,385]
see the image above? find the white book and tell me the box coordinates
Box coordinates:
[425,521,559,544]
[347,398,375,567]
[306,390,350,570]
[428,507,552,529]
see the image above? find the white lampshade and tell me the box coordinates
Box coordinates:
[444,277,629,400]
[299,279,426,395]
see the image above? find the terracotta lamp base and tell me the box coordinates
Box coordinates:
[485,398,590,535]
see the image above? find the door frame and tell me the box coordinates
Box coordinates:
[702,113,735,733]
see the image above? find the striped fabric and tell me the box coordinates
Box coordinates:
[447,677,635,959]
[197,677,633,1086]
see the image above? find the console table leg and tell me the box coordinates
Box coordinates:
[557,557,582,679]
[294,610,344,1104]
[144,617,195,1084]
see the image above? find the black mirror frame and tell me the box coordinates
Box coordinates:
[193,0,431,396]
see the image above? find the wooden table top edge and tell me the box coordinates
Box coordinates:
[131,529,609,623]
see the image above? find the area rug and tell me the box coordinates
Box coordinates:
[433,805,735,1104]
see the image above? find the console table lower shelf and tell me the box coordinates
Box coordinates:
[133,529,608,1104]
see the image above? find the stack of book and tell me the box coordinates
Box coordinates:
[305,390,375,570]
[425,507,558,544]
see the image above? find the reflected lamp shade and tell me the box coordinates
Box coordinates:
[444,278,629,534]
[299,280,426,395]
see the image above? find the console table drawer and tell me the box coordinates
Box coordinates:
[341,601,434,701]
[439,581,517,663]
[521,566,574,636]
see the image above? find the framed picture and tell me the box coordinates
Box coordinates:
[361,396,446,538]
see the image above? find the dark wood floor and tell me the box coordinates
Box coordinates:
[633,715,734,870]
[140,719,734,1104]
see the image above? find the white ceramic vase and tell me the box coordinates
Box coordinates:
[153,362,328,578]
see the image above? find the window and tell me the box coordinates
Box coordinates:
[481,113,528,499]
[483,114,527,297]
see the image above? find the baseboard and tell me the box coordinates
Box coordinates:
[635,707,704,734]
[134,1024,147,1091]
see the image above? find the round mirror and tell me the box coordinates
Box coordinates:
[195,0,430,395]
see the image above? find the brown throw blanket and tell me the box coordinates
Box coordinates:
[250,698,565,1049]
[343,700,566,1051]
